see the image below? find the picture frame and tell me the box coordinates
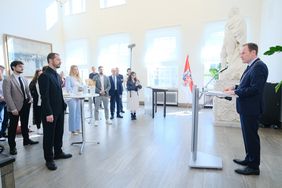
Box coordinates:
[3,34,52,77]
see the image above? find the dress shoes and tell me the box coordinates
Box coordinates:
[121,110,125,113]
[54,152,72,160]
[46,161,57,171]
[117,115,123,118]
[110,116,114,120]
[23,139,39,146]
[233,159,248,166]
[235,167,260,175]
[10,148,17,155]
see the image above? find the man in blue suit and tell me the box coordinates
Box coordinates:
[109,68,123,119]
[224,43,268,175]
[116,67,125,113]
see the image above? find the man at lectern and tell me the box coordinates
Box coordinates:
[224,43,268,175]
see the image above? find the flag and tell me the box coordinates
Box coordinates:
[183,55,194,92]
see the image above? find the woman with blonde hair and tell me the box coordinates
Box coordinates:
[65,65,83,134]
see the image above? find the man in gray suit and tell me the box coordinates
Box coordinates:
[93,66,111,125]
[3,60,39,155]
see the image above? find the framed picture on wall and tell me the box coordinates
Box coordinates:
[3,34,52,77]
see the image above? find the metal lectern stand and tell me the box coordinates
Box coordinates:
[189,85,223,169]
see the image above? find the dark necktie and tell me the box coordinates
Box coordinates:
[19,77,26,100]
[240,65,250,81]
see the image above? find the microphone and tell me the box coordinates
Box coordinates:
[219,66,228,73]
[128,43,136,48]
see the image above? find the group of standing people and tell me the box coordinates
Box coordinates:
[88,66,142,125]
[0,52,143,171]
[0,53,72,171]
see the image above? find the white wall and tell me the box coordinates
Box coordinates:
[62,0,263,103]
[260,0,282,83]
[1,0,266,104]
[0,0,65,73]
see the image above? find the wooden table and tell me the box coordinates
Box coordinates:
[147,87,168,118]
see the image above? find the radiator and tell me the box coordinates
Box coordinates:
[156,91,178,105]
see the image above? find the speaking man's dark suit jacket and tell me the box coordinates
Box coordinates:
[235,58,268,116]
[234,58,268,169]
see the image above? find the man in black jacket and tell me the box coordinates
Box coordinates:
[38,53,72,171]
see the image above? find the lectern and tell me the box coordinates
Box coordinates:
[189,85,231,169]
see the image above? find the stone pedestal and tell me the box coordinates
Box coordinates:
[213,80,240,127]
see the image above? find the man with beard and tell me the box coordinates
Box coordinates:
[38,53,72,170]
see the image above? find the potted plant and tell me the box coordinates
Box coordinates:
[264,45,282,92]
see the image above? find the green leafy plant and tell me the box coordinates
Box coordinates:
[264,45,282,92]
[209,64,221,80]
[209,68,219,80]
[264,45,282,55]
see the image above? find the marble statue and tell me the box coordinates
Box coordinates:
[219,7,247,80]
[213,7,247,127]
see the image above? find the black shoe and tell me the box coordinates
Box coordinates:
[233,159,248,166]
[117,115,123,118]
[54,152,72,160]
[131,113,134,120]
[23,139,39,146]
[121,110,125,113]
[10,148,17,155]
[235,167,260,175]
[110,116,114,120]
[46,161,57,171]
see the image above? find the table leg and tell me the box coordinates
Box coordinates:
[152,90,155,118]
[164,91,166,117]
[155,91,158,113]
[71,98,99,155]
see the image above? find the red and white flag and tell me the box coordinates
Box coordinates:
[183,55,194,92]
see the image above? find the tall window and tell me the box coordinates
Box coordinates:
[201,21,225,89]
[145,27,181,88]
[65,39,88,81]
[45,1,58,30]
[96,33,130,75]
[100,0,126,9]
[64,0,86,16]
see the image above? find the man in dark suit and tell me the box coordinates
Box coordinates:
[116,67,124,113]
[38,53,72,171]
[3,61,39,155]
[224,43,268,175]
[109,68,123,119]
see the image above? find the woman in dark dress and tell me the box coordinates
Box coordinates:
[29,69,43,134]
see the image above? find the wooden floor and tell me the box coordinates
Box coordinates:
[1,106,282,188]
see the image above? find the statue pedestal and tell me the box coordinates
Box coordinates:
[213,80,240,127]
